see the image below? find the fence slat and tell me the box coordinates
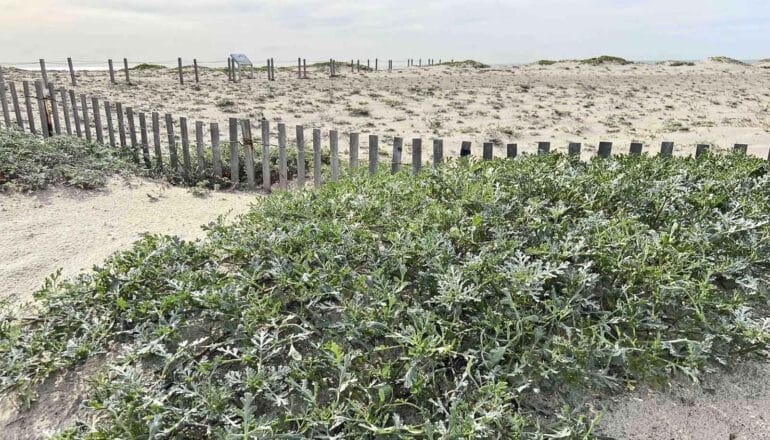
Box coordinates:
[349,132,359,169]
[47,83,61,135]
[67,57,77,86]
[59,88,69,134]
[0,67,10,128]
[229,118,239,185]
[413,138,422,174]
[695,144,709,158]
[178,57,184,85]
[568,142,581,156]
[104,100,115,148]
[123,58,131,84]
[68,89,79,137]
[180,117,191,179]
[91,97,103,143]
[660,141,674,157]
[261,119,271,192]
[392,137,403,173]
[369,134,378,174]
[313,128,322,187]
[629,142,643,155]
[211,123,222,177]
[482,142,493,160]
[39,60,49,90]
[537,141,550,155]
[24,81,36,134]
[126,107,138,163]
[460,141,471,157]
[166,114,179,170]
[296,125,306,188]
[330,129,339,181]
[278,123,287,189]
[35,81,50,138]
[506,143,518,158]
[151,112,162,169]
[108,59,116,84]
[598,141,612,158]
[80,94,91,141]
[241,119,256,190]
[432,139,444,166]
[139,113,151,168]
[193,59,199,83]
[195,121,205,178]
[733,143,748,154]
[116,103,126,146]
[11,83,23,130]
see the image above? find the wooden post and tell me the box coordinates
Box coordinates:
[349,132,359,169]
[266,59,271,81]
[108,59,116,84]
[91,97,103,143]
[375,58,378,71]
[67,57,77,86]
[39,59,49,88]
[482,142,493,160]
[241,119,256,190]
[229,118,239,184]
[391,136,403,173]
[369,135,379,174]
[261,119,271,191]
[537,142,550,155]
[297,58,302,78]
[24,82,36,134]
[296,125,306,187]
[695,144,709,158]
[660,141,674,157]
[351,59,354,73]
[178,57,184,85]
[303,59,307,78]
[271,58,275,81]
[126,107,138,162]
[104,100,115,148]
[68,89,79,137]
[193,59,199,83]
[0,67,10,128]
[11,82,23,129]
[116,103,126,147]
[59,87,70,134]
[80,94,91,141]
[433,139,444,166]
[506,143,518,158]
[598,141,612,158]
[460,141,471,157]
[329,58,334,77]
[313,128,322,187]
[278,123,287,188]
[123,58,131,85]
[47,83,61,135]
[227,57,233,82]
[733,143,748,154]
[151,112,162,168]
[330,129,339,181]
[211,122,222,177]
[139,113,152,168]
[629,142,643,155]
[180,117,192,179]
[166,114,179,170]
[412,138,422,174]
[35,81,50,138]
[195,121,206,177]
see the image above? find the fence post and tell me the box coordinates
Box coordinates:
[482,142,493,160]
[59,88,70,134]
[313,128,322,187]
[598,141,612,158]
[126,106,138,162]
[369,134,379,174]
[67,57,77,86]
[296,125,306,187]
[195,121,205,177]
[24,82,36,134]
[193,59,199,83]
[91,97,102,143]
[413,138,422,173]
[392,136,403,173]
[629,142,643,155]
[11,82,23,130]
[568,142,581,156]
[166,114,179,170]
[39,59,49,89]
[139,113,152,168]
[108,59,116,84]
[733,143,748,154]
[68,90,79,137]
[227,58,233,82]
[303,59,307,78]
[537,142,550,155]
[660,141,674,157]
[180,117,192,179]
[507,143,517,158]
[278,123,287,188]
[35,80,50,138]
[104,100,115,148]
[177,58,184,85]
[241,119,256,190]
[261,119,271,191]
[330,129,339,181]
[695,144,709,158]
[0,67,11,128]
[460,141,471,157]
[228,117,239,185]
[266,59,271,81]
[116,102,126,146]
[46,82,61,135]
[375,58,378,71]
[349,132,359,169]
[271,58,275,81]
[123,58,131,84]
[150,112,162,168]
[211,122,222,177]
[433,139,444,166]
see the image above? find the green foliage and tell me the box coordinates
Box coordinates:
[708,56,748,65]
[3,153,770,437]
[0,129,135,191]
[579,56,631,66]
[537,60,557,65]
[130,63,166,70]
[438,60,490,69]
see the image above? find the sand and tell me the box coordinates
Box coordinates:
[4,59,770,160]
[0,176,256,306]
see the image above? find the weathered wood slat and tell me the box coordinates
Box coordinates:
[80,94,91,141]
[166,114,179,170]
[733,143,748,154]
[330,129,339,181]
[193,59,199,83]
[392,136,403,173]
[229,118,239,185]
[537,141,550,155]
[68,89,79,137]
[660,141,674,157]
[598,141,612,158]
[67,57,77,86]
[349,132,359,169]
[24,81,36,134]
[568,142,581,156]
[296,125,306,187]
[104,100,115,148]
[116,103,126,146]
[412,138,422,174]
[39,59,49,90]
[125,107,138,163]
[695,144,709,158]
[195,121,206,178]
[108,59,116,84]
[629,142,643,155]
[241,119,256,190]
[139,113,152,168]
[151,112,163,169]
[123,58,131,84]
[506,143,518,158]
[211,122,222,177]
[460,141,471,157]
[47,83,61,135]
[11,82,24,129]
[180,117,192,179]
[261,119,271,192]
[178,57,184,85]
[313,128,322,187]
[433,139,444,166]
[35,81,49,138]
[482,142,493,160]
[59,88,70,134]
[369,134,378,174]
[91,97,103,143]
[0,67,10,128]
[278,123,287,189]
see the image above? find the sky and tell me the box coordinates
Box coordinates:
[1,0,769,66]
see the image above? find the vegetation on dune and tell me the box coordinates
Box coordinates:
[578,55,631,66]
[536,59,557,65]
[708,56,748,65]
[130,63,167,70]
[438,60,490,69]
[2,152,770,438]
[662,60,696,67]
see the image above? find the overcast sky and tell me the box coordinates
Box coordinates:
[1,0,768,66]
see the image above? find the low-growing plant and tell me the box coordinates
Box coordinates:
[579,55,631,65]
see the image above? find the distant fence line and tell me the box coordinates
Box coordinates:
[0,67,765,193]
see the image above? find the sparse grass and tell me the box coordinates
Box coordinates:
[438,60,490,69]
[536,60,557,65]
[579,55,631,66]
[130,63,166,70]
[2,153,770,438]
[708,56,748,65]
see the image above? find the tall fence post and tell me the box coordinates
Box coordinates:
[123,58,131,85]
[104,100,115,148]
[433,139,443,166]
[139,113,152,168]
[392,137,403,173]
[67,57,77,86]
[228,117,239,185]
[47,83,61,135]
[660,141,674,157]
[482,142,493,160]
[68,89,79,137]
[261,119,271,191]
[330,129,339,181]
[0,67,12,128]
[313,128,322,187]
[193,59,199,83]
[178,57,184,85]
[369,134,379,174]
[278,123,287,189]
[108,59,116,84]
[11,82,23,130]
[506,143,517,158]
[39,59,49,89]
[297,57,302,79]
[24,81,36,134]
[303,59,307,78]
[349,132,359,168]
[195,121,205,177]
[35,80,49,138]
[166,113,179,170]
[629,142,643,155]
[241,119,256,190]
[59,88,70,134]
[296,125,306,187]
[116,102,126,147]
[151,112,162,169]
[91,97,102,143]
[180,117,192,180]
[211,122,222,177]
[413,138,422,173]
[460,141,471,157]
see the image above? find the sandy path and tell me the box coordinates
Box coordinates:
[0,176,256,305]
